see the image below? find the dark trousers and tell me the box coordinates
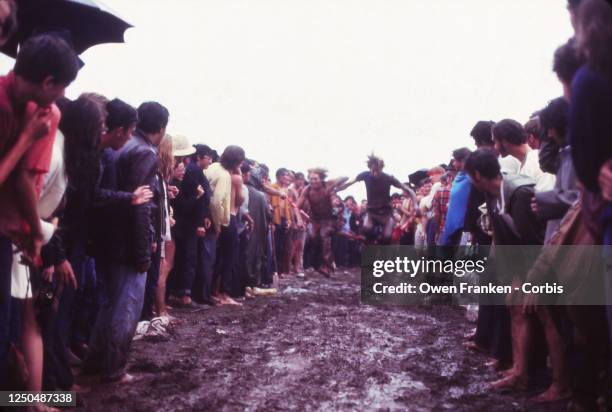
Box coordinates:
[175,231,199,297]
[86,262,146,380]
[216,216,239,295]
[232,229,249,297]
[72,257,98,346]
[263,228,274,285]
[334,235,349,268]
[490,305,512,364]
[142,244,162,320]
[193,232,217,303]
[42,282,76,390]
[303,236,313,269]
[348,239,361,267]
[43,245,88,390]
[474,305,495,351]
[399,228,415,246]
[274,218,288,273]
[0,236,13,388]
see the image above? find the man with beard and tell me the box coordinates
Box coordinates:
[297,168,347,277]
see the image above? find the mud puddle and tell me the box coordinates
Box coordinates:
[76,269,565,411]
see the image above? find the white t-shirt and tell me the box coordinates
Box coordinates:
[12,132,67,299]
[520,149,556,192]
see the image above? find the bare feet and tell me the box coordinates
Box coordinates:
[532,385,571,403]
[490,373,527,390]
[214,293,242,306]
[463,328,477,340]
[500,366,517,377]
[222,295,243,306]
[463,341,487,354]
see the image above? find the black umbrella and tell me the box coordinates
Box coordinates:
[408,169,429,187]
[1,0,131,58]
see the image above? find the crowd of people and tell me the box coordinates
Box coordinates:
[0,0,611,411]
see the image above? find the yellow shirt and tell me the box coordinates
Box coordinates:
[204,162,232,231]
[270,183,291,226]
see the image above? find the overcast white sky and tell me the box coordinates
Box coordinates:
[0,0,573,200]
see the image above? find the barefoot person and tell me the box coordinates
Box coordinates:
[297,168,347,277]
[339,154,416,244]
[464,148,545,391]
[206,145,245,305]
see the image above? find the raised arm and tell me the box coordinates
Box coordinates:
[393,179,417,207]
[337,178,357,192]
[327,176,349,193]
[263,182,285,198]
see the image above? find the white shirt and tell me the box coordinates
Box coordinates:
[520,149,556,192]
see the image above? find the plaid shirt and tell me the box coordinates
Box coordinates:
[432,186,451,236]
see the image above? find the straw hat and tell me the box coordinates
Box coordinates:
[172,134,195,157]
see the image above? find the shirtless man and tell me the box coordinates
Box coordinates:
[287,172,308,277]
[297,168,347,277]
[339,155,417,244]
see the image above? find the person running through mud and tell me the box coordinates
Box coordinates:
[339,155,417,244]
[297,168,347,277]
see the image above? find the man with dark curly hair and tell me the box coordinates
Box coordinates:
[339,154,416,244]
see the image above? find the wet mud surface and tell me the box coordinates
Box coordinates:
[77,269,564,411]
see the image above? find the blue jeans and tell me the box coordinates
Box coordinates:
[85,262,146,380]
[0,236,12,388]
[73,257,98,346]
[194,232,217,303]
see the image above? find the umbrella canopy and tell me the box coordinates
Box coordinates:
[408,169,429,187]
[1,0,131,58]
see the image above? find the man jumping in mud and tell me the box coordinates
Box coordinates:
[297,168,347,277]
[339,155,417,244]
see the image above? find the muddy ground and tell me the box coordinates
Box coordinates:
[76,269,565,411]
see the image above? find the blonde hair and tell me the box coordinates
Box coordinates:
[158,134,174,182]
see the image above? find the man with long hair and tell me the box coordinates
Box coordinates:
[205,145,246,304]
[339,154,416,244]
[297,167,347,277]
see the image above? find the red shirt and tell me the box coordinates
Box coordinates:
[0,71,60,236]
[432,186,451,236]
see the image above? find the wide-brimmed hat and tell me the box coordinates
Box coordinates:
[172,135,195,157]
